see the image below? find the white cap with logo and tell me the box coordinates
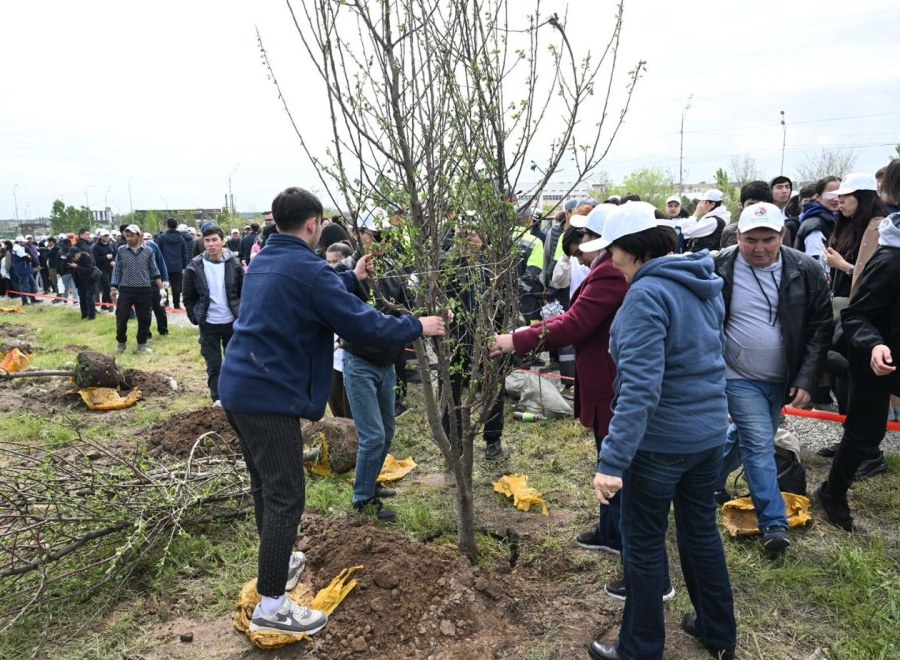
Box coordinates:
[831,172,877,197]
[738,202,785,233]
[701,189,724,202]
[569,204,615,237]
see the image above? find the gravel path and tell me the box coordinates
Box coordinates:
[781,410,900,455]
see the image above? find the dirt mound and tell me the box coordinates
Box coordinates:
[63,344,90,352]
[122,369,175,397]
[0,323,33,354]
[0,322,29,339]
[148,407,238,457]
[295,514,616,659]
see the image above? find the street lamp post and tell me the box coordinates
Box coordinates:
[228,163,240,216]
[679,94,693,193]
[128,177,135,216]
[13,184,19,222]
[85,184,96,230]
[780,111,787,176]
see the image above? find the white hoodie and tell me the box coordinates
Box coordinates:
[878,212,900,247]
[681,207,733,239]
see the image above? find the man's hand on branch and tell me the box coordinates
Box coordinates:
[354,253,375,281]
[419,316,446,337]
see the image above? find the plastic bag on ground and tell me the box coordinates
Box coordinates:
[377,455,417,482]
[721,492,810,537]
[233,565,363,649]
[1,348,32,373]
[0,306,24,313]
[493,473,549,516]
[305,438,333,477]
[78,387,141,410]
[512,372,572,419]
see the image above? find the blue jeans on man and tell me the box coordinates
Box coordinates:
[343,352,396,505]
[716,378,788,532]
[618,446,736,660]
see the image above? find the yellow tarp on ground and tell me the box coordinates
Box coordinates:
[305,438,333,477]
[493,473,549,516]
[721,492,811,537]
[377,455,417,483]
[233,565,363,650]
[78,387,141,410]
[0,306,23,313]
[1,348,32,373]
[344,454,418,484]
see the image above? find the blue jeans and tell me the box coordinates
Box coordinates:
[717,378,788,531]
[593,419,620,549]
[343,352,396,505]
[15,273,32,303]
[618,446,736,660]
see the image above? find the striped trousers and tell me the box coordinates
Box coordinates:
[225,411,305,597]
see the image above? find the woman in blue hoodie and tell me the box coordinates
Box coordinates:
[587,203,736,660]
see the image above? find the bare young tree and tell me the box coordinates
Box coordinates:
[796,147,857,183]
[728,154,762,186]
[263,0,643,558]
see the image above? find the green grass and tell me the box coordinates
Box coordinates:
[3,307,900,659]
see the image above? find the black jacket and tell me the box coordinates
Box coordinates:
[182,250,243,326]
[70,251,98,286]
[714,245,833,400]
[91,240,116,275]
[339,250,412,367]
[156,229,190,272]
[48,245,61,270]
[226,237,241,253]
[794,210,834,254]
[239,232,258,265]
[686,216,726,252]
[841,244,900,363]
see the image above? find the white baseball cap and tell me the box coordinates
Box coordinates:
[581,201,660,251]
[125,224,141,234]
[665,195,681,204]
[14,235,25,243]
[738,202,785,233]
[570,203,615,237]
[99,229,111,237]
[831,172,877,196]
[701,189,724,202]
[358,207,389,232]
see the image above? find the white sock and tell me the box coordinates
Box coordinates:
[259,594,286,616]
[289,553,299,570]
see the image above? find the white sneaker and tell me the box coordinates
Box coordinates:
[284,551,306,591]
[249,596,326,636]
[212,400,222,408]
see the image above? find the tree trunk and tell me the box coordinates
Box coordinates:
[454,478,477,560]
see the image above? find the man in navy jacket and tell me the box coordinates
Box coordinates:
[218,187,445,638]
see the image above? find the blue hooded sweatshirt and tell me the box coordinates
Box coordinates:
[217,233,423,418]
[599,251,728,478]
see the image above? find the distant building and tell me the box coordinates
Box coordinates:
[91,207,113,225]
[521,181,592,208]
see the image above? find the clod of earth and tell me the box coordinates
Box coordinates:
[301,417,360,473]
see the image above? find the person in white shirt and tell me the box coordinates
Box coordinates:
[182,225,244,405]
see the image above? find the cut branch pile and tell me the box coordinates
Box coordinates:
[0,426,250,636]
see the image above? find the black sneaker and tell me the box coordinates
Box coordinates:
[680,612,735,660]
[604,578,675,602]
[374,485,396,498]
[575,530,621,555]
[484,441,503,461]
[714,489,732,506]
[816,442,840,458]
[762,526,790,554]
[394,399,409,418]
[353,498,397,522]
[855,453,888,480]
[812,482,854,532]
[249,597,327,636]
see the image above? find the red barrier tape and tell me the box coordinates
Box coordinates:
[782,405,900,432]
[7,289,187,314]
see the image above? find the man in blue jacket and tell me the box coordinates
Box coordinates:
[218,187,445,639]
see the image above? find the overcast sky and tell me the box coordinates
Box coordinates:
[2,0,899,220]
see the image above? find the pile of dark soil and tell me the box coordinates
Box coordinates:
[122,369,175,397]
[0,322,34,354]
[296,514,618,659]
[148,407,238,457]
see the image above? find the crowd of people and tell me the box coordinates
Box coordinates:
[2,162,899,656]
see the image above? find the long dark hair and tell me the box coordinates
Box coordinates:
[881,159,900,207]
[830,190,888,257]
